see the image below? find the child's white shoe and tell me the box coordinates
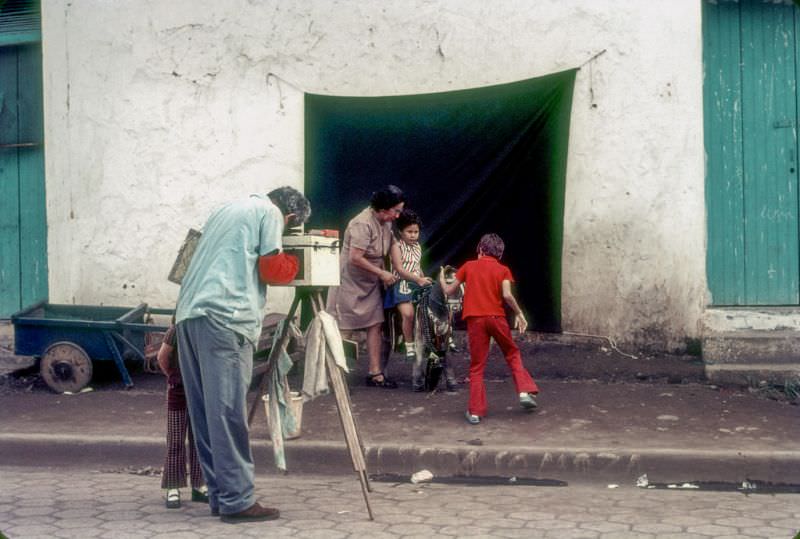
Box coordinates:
[519,392,538,410]
[166,488,181,509]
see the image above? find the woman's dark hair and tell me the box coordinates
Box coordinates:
[268,186,312,227]
[477,233,505,258]
[396,209,422,231]
[369,184,405,211]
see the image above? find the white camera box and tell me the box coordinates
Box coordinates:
[281,234,341,287]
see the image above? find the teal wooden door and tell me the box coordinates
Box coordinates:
[0,43,47,316]
[704,0,800,305]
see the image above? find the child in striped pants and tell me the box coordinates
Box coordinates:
[157,321,207,509]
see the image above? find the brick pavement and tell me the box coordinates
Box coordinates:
[0,466,798,538]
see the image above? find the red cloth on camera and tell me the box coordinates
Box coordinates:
[258,252,299,285]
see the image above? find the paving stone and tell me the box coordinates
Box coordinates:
[771,518,800,530]
[631,522,683,534]
[507,510,555,520]
[11,506,56,517]
[52,528,105,538]
[288,529,346,539]
[687,524,741,536]
[437,526,494,536]
[385,522,439,535]
[1,466,798,538]
[740,527,799,537]
[495,529,548,539]
[599,532,654,539]
[579,521,630,533]
[54,517,103,529]
[291,518,343,530]
[475,517,526,529]
[150,532,207,539]
[240,524,298,537]
[421,514,467,527]
[662,515,709,526]
[524,518,578,530]
[280,509,326,520]
[4,524,59,536]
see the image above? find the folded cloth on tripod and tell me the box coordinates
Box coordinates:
[303,310,348,400]
[266,318,300,471]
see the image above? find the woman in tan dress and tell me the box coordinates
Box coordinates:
[328,185,405,388]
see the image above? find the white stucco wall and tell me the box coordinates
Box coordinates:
[41,0,705,349]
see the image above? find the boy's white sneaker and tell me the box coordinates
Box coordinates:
[464,411,481,425]
[519,392,538,410]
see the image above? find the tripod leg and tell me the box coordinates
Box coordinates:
[327,356,374,517]
[247,293,302,426]
[309,291,374,517]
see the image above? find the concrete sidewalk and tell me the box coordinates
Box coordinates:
[1,331,798,487]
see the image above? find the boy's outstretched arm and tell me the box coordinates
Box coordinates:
[501,280,528,333]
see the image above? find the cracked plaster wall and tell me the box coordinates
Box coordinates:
[41,0,704,349]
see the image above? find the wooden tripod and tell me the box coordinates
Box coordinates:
[248,286,374,520]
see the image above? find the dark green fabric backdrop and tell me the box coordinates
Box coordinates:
[305,69,576,332]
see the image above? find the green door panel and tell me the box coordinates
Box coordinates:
[704,0,800,306]
[17,44,47,308]
[704,1,746,305]
[740,2,799,304]
[0,46,23,315]
[0,43,47,317]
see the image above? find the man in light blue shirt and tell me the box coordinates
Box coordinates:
[176,186,310,523]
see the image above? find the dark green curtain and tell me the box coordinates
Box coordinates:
[305,69,576,332]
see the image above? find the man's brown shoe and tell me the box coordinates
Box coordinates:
[220,502,280,524]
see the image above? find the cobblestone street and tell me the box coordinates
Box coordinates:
[0,466,797,538]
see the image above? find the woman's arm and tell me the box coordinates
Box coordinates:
[350,246,397,287]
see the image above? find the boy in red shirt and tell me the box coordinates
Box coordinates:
[443,233,539,424]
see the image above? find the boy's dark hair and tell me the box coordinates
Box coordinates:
[268,186,311,227]
[396,209,422,231]
[477,233,505,258]
[369,184,405,211]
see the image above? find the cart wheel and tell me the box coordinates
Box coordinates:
[40,342,93,394]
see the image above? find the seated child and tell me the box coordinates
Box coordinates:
[384,209,432,360]
[442,233,539,424]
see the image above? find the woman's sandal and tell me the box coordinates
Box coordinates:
[365,372,398,389]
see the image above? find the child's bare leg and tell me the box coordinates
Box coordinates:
[398,302,415,343]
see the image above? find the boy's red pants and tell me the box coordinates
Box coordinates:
[466,315,539,417]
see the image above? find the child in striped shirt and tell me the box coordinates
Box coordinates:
[384,209,432,360]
